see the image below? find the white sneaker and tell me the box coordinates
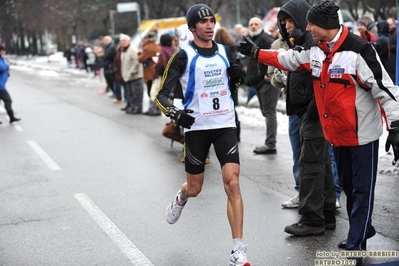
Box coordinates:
[336,197,341,209]
[166,190,186,224]
[281,194,299,208]
[229,244,251,266]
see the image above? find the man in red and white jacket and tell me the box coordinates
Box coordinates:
[239,0,399,261]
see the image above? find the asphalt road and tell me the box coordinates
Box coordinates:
[0,63,398,266]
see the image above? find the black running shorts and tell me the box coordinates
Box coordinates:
[184,128,240,174]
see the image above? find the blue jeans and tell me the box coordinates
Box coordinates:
[288,115,301,191]
[329,144,342,198]
[113,80,122,101]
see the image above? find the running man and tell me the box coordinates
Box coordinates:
[155,4,250,266]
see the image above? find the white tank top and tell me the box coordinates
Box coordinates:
[180,43,236,132]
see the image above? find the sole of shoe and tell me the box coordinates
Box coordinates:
[281,204,298,209]
[284,227,325,236]
[253,150,277,154]
[229,262,251,266]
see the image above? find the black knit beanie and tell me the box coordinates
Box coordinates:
[186,4,215,29]
[306,0,340,29]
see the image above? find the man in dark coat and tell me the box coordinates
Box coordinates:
[245,17,279,154]
[273,0,336,237]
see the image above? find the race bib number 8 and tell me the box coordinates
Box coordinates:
[198,89,231,116]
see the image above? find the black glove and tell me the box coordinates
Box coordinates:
[289,28,305,47]
[237,36,260,59]
[227,62,243,92]
[168,107,195,129]
[385,121,399,165]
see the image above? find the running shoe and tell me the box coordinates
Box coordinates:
[166,190,186,224]
[229,244,251,266]
[336,197,341,209]
[281,194,299,208]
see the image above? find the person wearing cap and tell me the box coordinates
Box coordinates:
[238,0,399,261]
[271,0,337,236]
[155,4,250,266]
[138,31,161,115]
[357,18,377,44]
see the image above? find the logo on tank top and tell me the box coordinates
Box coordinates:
[204,68,222,77]
[203,77,225,88]
[200,92,208,98]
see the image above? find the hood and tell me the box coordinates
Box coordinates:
[277,0,311,47]
[377,21,390,36]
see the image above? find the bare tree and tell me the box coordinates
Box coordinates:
[1,0,397,55]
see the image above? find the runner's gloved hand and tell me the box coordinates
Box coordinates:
[227,62,243,92]
[385,120,399,165]
[168,107,195,129]
[238,36,260,59]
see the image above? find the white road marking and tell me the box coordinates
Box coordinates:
[27,140,61,171]
[74,193,154,266]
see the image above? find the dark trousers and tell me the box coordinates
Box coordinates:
[125,78,144,112]
[0,89,15,119]
[255,82,279,148]
[334,140,378,251]
[104,73,114,91]
[298,114,336,227]
[105,73,122,100]
[0,89,12,111]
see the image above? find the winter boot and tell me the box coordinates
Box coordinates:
[8,110,20,123]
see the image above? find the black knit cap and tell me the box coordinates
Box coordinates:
[306,0,340,29]
[186,4,215,29]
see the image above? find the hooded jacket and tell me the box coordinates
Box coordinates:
[277,0,315,117]
[375,21,391,72]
